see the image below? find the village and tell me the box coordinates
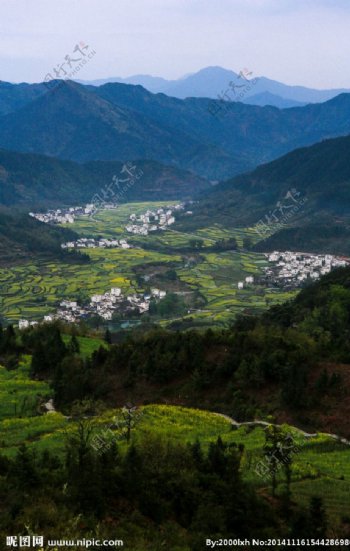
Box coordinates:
[29,202,118,224]
[18,286,167,328]
[61,237,131,250]
[262,251,349,289]
[234,251,349,291]
[125,203,191,235]
[16,250,350,329]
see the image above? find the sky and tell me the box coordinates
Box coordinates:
[0,0,349,89]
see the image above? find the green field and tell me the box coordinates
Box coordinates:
[62,334,107,356]
[0,202,297,328]
[0,357,50,420]
[0,335,104,422]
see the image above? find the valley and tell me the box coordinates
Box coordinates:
[0,202,300,330]
[0,20,350,545]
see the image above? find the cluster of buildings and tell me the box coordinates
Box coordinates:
[18,287,167,327]
[18,319,39,330]
[61,237,131,250]
[264,251,349,288]
[56,288,127,322]
[234,251,349,293]
[29,202,118,225]
[29,204,95,224]
[125,204,187,235]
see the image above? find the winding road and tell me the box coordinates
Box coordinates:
[214,412,350,447]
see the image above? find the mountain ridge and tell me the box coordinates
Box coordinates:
[78,65,350,105]
[2,80,350,180]
[187,134,350,254]
[0,146,210,207]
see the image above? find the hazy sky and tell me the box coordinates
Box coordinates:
[1,0,349,88]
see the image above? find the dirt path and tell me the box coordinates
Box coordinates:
[213,412,350,446]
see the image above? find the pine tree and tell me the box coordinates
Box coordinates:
[30,341,46,376]
[69,334,80,354]
[309,496,327,537]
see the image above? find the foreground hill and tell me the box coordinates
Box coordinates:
[0,148,209,207]
[188,135,350,254]
[2,81,350,179]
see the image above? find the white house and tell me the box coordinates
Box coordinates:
[151,288,161,297]
[111,288,122,297]
[44,315,54,322]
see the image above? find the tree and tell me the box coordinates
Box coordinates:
[30,325,67,377]
[111,403,143,444]
[66,401,98,462]
[69,334,80,354]
[30,341,46,376]
[262,425,297,501]
[263,425,281,496]
[282,364,308,407]
[309,496,327,538]
[3,324,16,352]
[281,433,295,513]
[11,444,39,489]
[65,400,104,514]
[53,355,91,406]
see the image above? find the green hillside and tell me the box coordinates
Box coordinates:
[0,209,87,266]
[184,135,350,254]
[0,148,209,207]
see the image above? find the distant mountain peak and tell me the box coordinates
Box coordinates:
[76,66,350,106]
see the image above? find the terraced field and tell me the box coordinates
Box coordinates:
[72,203,260,250]
[0,202,297,327]
[72,202,176,240]
[177,250,295,324]
[0,247,180,322]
